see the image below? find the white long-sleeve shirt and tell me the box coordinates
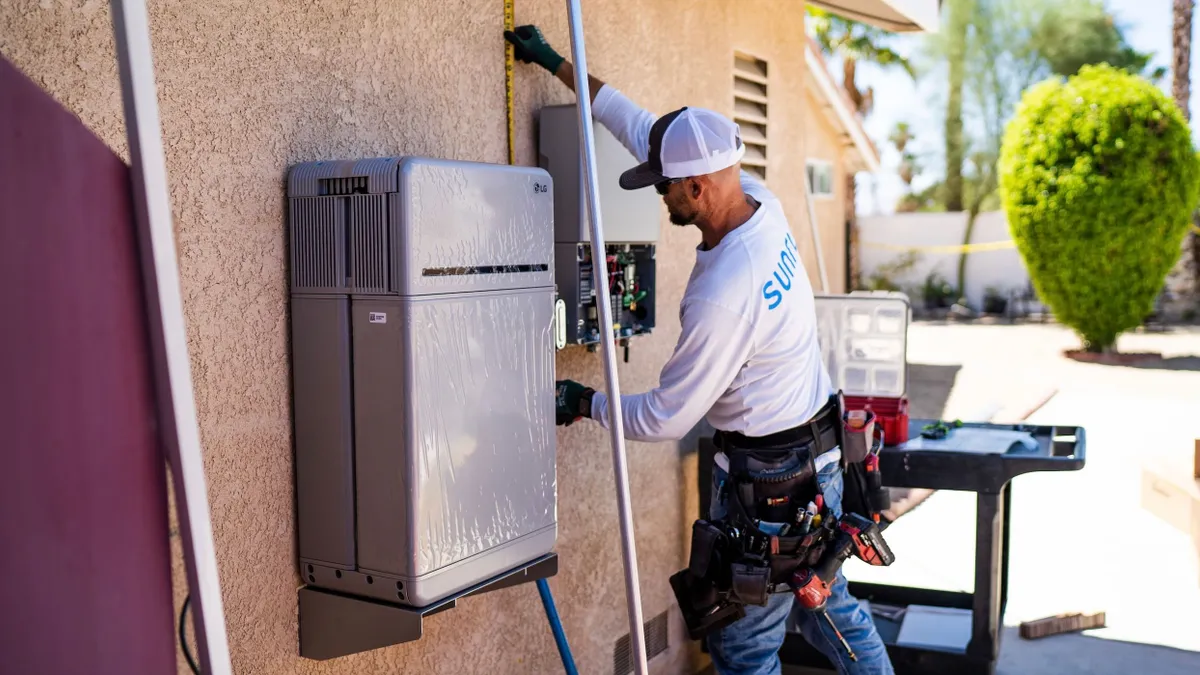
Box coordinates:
[587,85,835,443]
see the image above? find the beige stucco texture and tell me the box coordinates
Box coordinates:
[2,1,815,673]
[802,84,850,294]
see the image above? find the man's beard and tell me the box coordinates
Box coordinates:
[668,204,698,226]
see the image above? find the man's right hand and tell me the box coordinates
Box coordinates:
[504,25,565,74]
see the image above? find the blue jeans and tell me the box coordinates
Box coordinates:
[706,455,893,675]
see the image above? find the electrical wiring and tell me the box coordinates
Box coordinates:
[178,594,201,674]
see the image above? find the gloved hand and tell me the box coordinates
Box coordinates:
[555,380,595,426]
[504,24,565,74]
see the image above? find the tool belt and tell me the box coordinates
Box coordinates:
[671,392,892,640]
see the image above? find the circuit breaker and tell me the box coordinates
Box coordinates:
[287,156,557,608]
[539,104,660,348]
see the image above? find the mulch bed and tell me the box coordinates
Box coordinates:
[1063,350,1163,366]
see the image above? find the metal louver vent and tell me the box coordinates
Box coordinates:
[349,195,388,294]
[733,52,769,180]
[289,197,345,292]
[613,610,669,675]
[319,176,368,196]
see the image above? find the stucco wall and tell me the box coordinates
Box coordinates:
[1,2,813,673]
[802,84,848,294]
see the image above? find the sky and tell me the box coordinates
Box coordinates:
[849,0,1193,215]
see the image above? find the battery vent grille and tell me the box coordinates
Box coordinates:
[613,610,669,675]
[290,197,345,292]
[349,195,388,293]
[319,176,368,196]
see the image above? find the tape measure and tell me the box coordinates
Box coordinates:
[504,0,515,165]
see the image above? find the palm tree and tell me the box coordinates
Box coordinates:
[809,8,915,289]
[1174,1,1192,121]
[1174,0,1199,305]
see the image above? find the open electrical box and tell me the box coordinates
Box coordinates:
[539,104,660,353]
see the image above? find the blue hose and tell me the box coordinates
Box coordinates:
[536,578,579,675]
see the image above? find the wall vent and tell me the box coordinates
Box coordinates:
[733,52,769,180]
[319,176,368,196]
[613,610,669,675]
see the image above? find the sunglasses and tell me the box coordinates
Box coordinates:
[655,177,685,195]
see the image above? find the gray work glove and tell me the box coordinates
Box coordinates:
[504,24,565,74]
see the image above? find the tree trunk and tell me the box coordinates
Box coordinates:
[843,58,865,114]
[957,208,979,306]
[1169,0,1199,312]
[845,172,859,291]
[944,0,969,213]
[1174,0,1192,120]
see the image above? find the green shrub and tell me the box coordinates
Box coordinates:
[999,64,1200,351]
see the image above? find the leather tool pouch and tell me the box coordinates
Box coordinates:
[729,560,771,606]
[727,446,819,524]
[836,391,892,521]
[688,520,724,579]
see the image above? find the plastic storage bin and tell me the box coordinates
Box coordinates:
[814,294,911,445]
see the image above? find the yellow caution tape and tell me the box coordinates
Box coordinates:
[861,239,1018,254]
[868,224,1200,251]
[504,0,516,166]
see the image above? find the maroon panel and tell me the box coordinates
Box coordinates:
[0,57,177,673]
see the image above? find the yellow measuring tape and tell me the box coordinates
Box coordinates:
[504,0,515,165]
[861,239,1017,254]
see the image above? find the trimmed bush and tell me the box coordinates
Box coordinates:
[999,64,1200,351]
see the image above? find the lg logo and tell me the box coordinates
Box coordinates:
[533,182,549,194]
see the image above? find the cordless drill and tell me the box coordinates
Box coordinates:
[791,512,895,661]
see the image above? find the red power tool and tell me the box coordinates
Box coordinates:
[791,512,895,661]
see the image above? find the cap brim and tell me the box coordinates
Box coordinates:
[618,162,666,191]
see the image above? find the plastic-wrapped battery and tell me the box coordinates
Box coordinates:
[287,156,557,607]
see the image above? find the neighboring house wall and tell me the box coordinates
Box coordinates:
[802,85,848,294]
[858,211,1032,310]
[0,2,817,674]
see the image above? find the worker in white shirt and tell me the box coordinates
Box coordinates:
[506,25,893,675]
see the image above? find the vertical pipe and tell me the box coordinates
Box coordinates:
[537,579,579,675]
[110,2,232,674]
[804,173,830,293]
[562,2,649,673]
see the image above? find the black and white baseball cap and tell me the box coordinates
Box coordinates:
[618,106,747,191]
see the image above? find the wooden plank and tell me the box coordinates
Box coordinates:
[1019,612,1106,640]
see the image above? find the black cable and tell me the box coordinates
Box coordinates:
[179,593,201,675]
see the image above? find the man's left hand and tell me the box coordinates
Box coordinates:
[555,380,595,426]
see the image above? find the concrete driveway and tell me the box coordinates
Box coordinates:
[840,322,1200,674]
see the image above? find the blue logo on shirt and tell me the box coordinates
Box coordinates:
[762,233,800,311]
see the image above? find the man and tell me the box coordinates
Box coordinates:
[505,25,892,675]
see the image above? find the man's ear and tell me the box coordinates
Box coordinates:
[690,177,703,198]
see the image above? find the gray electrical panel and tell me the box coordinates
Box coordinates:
[539,105,660,347]
[287,156,557,608]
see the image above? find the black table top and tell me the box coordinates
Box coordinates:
[877,419,1086,492]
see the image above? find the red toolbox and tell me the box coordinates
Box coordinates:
[844,395,910,446]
